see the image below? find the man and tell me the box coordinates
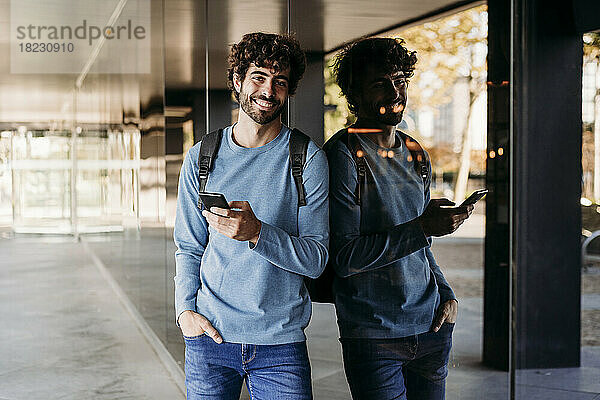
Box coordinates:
[174,32,328,400]
[327,37,473,400]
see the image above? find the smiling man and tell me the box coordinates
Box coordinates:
[326,37,473,400]
[173,32,328,400]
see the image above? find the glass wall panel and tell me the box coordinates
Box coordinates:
[317,5,509,399]
[0,1,517,398]
[1,0,177,394]
[164,0,290,384]
[77,0,169,354]
[163,0,208,371]
[167,2,511,399]
[581,34,600,378]
[1,0,171,373]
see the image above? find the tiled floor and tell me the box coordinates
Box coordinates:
[2,231,600,399]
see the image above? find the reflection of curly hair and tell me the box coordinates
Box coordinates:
[228,32,306,101]
[333,37,417,115]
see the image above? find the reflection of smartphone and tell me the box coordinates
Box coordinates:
[198,192,230,214]
[460,189,489,207]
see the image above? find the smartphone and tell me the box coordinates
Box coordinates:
[459,189,489,207]
[198,192,230,214]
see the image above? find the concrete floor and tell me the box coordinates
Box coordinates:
[0,238,184,400]
[1,221,600,399]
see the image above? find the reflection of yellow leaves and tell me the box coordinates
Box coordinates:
[395,5,488,109]
[584,33,600,60]
[427,146,486,174]
[323,5,489,139]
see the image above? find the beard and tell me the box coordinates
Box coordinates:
[239,92,285,125]
[372,109,403,126]
[370,101,405,126]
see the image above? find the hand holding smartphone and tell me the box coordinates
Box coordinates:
[199,194,262,244]
[198,192,230,217]
[459,189,488,207]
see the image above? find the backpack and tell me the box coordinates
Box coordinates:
[196,128,310,207]
[304,129,430,304]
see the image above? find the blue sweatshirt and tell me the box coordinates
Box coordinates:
[174,125,329,345]
[327,130,456,339]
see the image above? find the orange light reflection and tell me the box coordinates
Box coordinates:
[392,104,404,113]
[348,128,383,134]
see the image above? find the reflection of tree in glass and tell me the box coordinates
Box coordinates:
[581,33,600,348]
[324,57,355,142]
[582,32,600,203]
[323,6,488,201]
[396,5,488,202]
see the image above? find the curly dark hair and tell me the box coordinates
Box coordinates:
[333,37,418,115]
[227,32,306,101]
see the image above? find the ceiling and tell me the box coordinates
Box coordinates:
[164,0,480,89]
[0,0,479,126]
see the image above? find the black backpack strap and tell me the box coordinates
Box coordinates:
[332,130,428,204]
[398,131,429,184]
[290,128,310,207]
[196,129,223,208]
[337,131,367,206]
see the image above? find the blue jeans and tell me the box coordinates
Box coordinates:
[340,323,454,400]
[184,334,312,400]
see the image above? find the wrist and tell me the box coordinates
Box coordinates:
[249,221,262,245]
[416,216,429,237]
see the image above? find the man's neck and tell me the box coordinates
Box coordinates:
[353,118,397,148]
[232,111,283,148]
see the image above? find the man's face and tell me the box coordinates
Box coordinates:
[234,64,290,125]
[354,65,408,126]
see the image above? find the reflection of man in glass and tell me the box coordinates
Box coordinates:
[173,32,328,400]
[327,37,473,400]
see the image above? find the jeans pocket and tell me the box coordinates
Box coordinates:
[439,322,455,337]
[183,332,207,341]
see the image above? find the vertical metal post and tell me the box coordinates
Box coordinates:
[71,88,79,240]
[594,61,600,201]
[10,130,15,229]
[509,0,515,396]
[484,0,511,372]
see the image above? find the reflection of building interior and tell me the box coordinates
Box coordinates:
[3,127,140,233]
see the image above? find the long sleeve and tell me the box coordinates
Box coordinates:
[173,149,208,322]
[328,146,429,278]
[421,160,456,304]
[426,245,457,304]
[250,147,329,279]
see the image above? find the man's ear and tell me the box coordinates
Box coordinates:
[233,73,242,93]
